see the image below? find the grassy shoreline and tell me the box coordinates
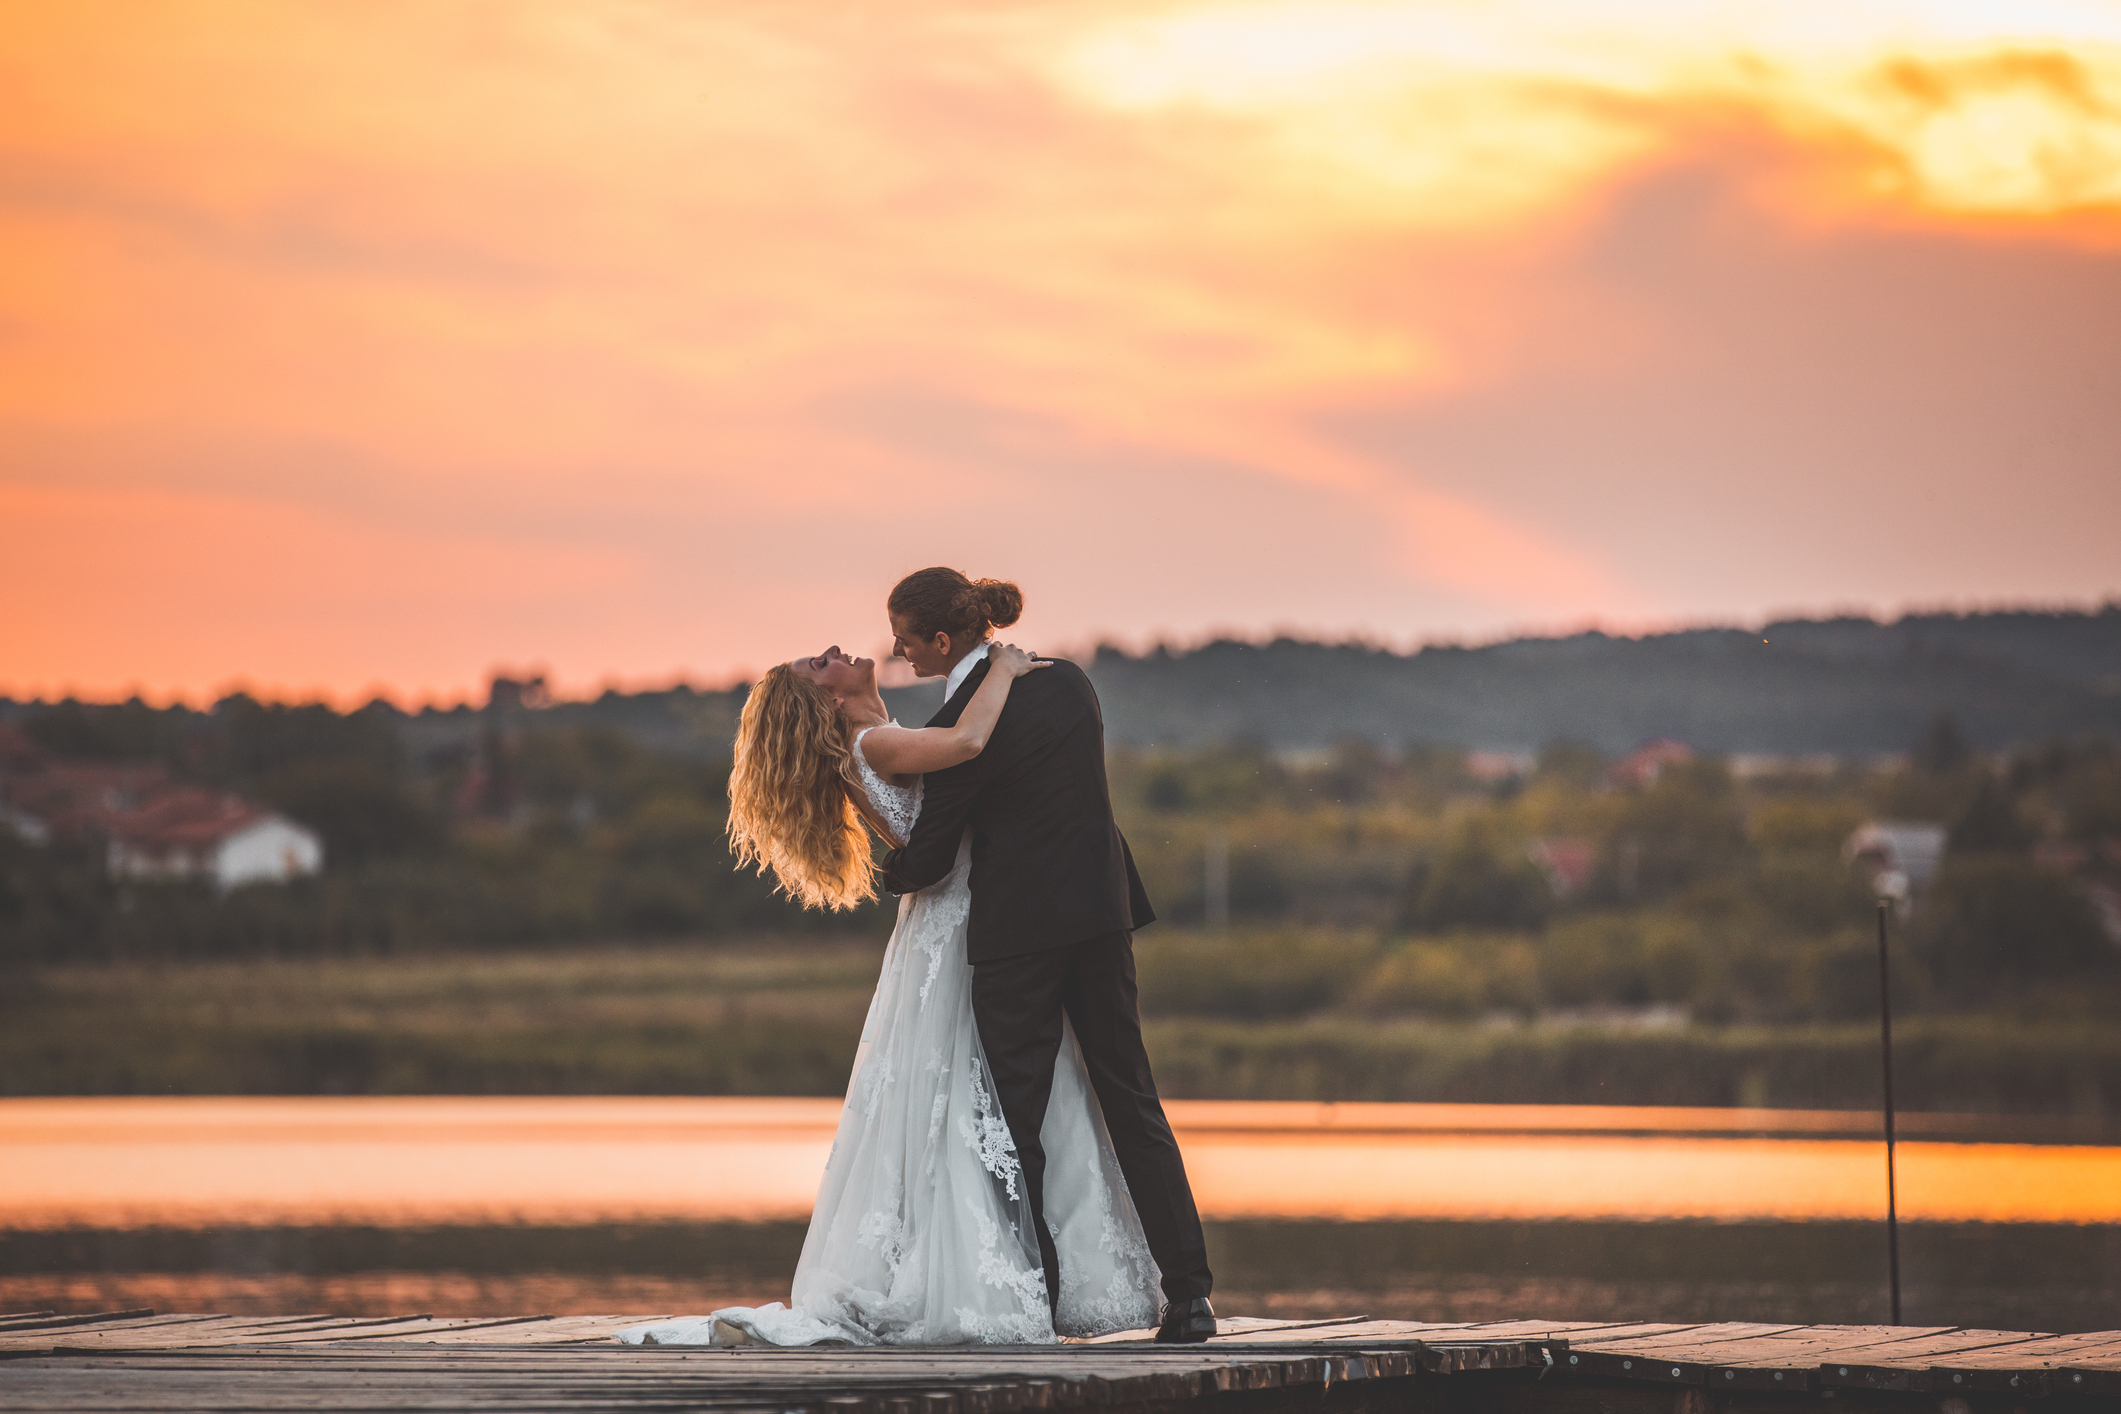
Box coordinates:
[6,942,2117,1113]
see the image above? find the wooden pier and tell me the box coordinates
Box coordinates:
[3,1310,2118,1412]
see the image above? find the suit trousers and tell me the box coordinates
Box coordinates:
[970,930,1213,1316]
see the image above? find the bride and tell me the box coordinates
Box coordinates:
[621,639,1161,1347]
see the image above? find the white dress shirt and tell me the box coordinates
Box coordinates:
[944,640,992,702]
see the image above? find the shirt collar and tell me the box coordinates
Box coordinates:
[944,640,992,701]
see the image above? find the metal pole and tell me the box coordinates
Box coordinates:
[1204,829,1230,930]
[1876,899,1902,1325]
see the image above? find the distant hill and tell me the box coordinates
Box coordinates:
[8,607,2115,757]
[1078,607,2121,753]
[517,606,2121,756]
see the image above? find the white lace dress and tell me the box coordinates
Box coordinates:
[619,723,1161,1347]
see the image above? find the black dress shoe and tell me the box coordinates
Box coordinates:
[1154,1297,1216,1343]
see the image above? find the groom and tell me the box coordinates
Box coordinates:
[879,567,1216,1343]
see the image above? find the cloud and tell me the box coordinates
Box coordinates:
[0,1,2115,701]
[1054,0,2121,222]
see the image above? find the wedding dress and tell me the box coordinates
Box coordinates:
[619,724,1161,1347]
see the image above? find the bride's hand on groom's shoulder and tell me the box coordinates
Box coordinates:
[989,643,1049,679]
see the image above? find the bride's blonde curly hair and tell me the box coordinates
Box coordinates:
[726,663,878,911]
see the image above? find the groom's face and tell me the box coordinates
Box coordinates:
[889,614,954,679]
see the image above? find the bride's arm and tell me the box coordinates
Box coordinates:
[858,643,1047,776]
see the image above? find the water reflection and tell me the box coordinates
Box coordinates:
[6,1098,2117,1331]
[6,1097,2119,1226]
[6,1221,2118,1333]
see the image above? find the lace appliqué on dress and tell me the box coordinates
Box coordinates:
[957,1205,1051,1344]
[1076,1150,1160,1333]
[856,1208,908,1278]
[915,884,967,1006]
[960,1057,1023,1200]
[850,723,923,846]
[860,1053,896,1122]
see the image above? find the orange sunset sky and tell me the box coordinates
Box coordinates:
[4,0,2119,705]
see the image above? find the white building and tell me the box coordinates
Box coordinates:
[1844,820,1948,904]
[106,792,323,892]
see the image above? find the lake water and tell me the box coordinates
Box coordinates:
[6,1097,2118,1330]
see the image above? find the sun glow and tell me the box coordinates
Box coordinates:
[1058,0,2121,223]
[8,1098,2118,1226]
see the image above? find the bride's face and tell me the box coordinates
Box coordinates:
[790,645,874,701]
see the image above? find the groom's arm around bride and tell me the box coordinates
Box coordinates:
[880,651,1152,950]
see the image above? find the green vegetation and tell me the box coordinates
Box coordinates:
[1140,1016,2121,1111]
[3,676,2119,1108]
[1,943,878,1096]
[0,691,881,966]
[3,942,2115,1111]
[1111,737,2120,1026]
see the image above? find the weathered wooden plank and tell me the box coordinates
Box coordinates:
[2052,1365,2121,1398]
[1559,1324,1723,1347]
[0,1309,155,1335]
[1567,1322,1809,1350]
[359,1316,626,1345]
[0,1312,217,1341]
[1179,1318,1476,1346]
[1920,1363,2062,1397]
[1455,1320,1648,1334]
[447,1314,676,1344]
[1418,1341,1541,1374]
[1803,1331,2101,1399]
[1573,1324,1941,1368]
[1075,1315,1372,1345]
[148,1315,561,1348]
[64,1347,1368,1382]
[1752,1323,1960,1348]
[0,1348,1379,1374]
[0,1314,289,1356]
[0,1369,808,1414]
[0,1371,1239,1409]
[1557,1348,1709,1386]
[1584,1327,1958,1392]
[1458,1321,1695,1345]
[1311,1321,1482,1342]
[8,1313,2120,1414]
[8,1314,448,1354]
[1827,1328,2064,1363]
[1910,1335,2121,1398]
[1927,1331,2121,1365]
[1808,1327,2069,1393]
[11,1312,399,1344]
[1698,1362,1816,1393]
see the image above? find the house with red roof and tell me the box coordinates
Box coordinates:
[0,725,322,891]
[104,788,322,891]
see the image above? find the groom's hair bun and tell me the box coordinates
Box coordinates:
[972,578,1024,630]
[890,567,1023,643]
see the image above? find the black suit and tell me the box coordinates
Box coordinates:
[880,655,1212,1314]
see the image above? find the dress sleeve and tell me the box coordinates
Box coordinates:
[880,748,990,894]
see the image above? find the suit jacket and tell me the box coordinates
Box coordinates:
[879,655,1154,962]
